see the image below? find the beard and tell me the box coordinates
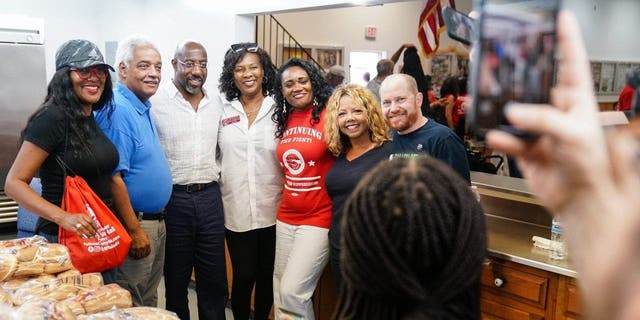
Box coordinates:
[182,76,203,95]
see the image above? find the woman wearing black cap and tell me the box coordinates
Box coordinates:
[5,39,118,244]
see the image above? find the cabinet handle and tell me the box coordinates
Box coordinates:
[494,278,504,287]
[483,258,491,266]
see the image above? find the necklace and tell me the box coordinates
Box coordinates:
[241,96,263,117]
[244,107,260,116]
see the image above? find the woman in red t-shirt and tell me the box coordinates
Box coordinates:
[271,58,335,320]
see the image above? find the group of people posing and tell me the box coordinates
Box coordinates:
[4,33,482,320]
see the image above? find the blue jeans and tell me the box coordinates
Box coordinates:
[164,183,228,320]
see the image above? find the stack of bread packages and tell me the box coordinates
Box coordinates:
[0,235,178,320]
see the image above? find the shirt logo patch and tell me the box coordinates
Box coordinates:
[221,115,241,126]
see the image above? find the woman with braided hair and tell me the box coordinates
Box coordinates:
[334,156,486,319]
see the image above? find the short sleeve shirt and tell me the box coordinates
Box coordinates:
[23,104,119,234]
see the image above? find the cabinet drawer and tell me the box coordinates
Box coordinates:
[482,258,551,309]
[481,298,545,320]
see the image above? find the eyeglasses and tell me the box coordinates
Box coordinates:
[70,66,109,80]
[230,43,259,53]
[177,60,207,70]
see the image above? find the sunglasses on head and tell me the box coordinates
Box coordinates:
[70,66,109,80]
[230,43,259,53]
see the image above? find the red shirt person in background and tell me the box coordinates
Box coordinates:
[617,67,640,111]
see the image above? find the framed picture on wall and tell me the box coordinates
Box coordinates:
[590,62,602,93]
[599,62,616,94]
[315,47,343,71]
[431,54,453,90]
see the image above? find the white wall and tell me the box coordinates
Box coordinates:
[0,0,255,92]
[564,0,640,61]
[273,1,474,81]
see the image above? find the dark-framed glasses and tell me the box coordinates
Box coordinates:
[230,43,259,53]
[70,66,109,80]
[177,60,207,70]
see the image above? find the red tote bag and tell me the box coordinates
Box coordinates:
[58,175,131,273]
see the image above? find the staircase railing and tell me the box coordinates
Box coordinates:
[255,15,324,72]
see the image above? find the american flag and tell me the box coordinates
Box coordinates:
[418,0,456,58]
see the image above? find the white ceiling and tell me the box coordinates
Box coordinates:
[183,0,414,15]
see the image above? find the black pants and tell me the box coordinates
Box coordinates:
[226,226,276,320]
[164,183,228,320]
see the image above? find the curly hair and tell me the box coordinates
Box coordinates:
[324,84,390,156]
[21,67,114,151]
[272,58,333,139]
[334,156,486,320]
[218,43,276,102]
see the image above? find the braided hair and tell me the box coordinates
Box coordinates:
[272,58,333,139]
[334,156,486,320]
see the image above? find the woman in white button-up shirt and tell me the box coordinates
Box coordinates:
[217,43,283,320]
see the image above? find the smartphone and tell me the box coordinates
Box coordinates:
[442,6,475,46]
[469,0,560,138]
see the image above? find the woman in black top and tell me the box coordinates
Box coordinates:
[5,39,118,243]
[324,84,392,288]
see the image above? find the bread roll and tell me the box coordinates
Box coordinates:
[18,298,75,320]
[16,245,38,262]
[0,254,17,281]
[13,260,44,277]
[80,272,103,289]
[56,297,85,316]
[80,283,132,314]
[35,243,74,274]
[12,279,48,306]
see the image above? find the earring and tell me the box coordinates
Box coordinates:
[313,97,319,107]
[282,101,288,116]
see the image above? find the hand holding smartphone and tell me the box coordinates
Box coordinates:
[469,0,560,139]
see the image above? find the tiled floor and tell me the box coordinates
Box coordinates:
[157,279,234,319]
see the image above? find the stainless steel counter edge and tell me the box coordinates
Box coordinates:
[487,249,578,278]
[485,214,578,278]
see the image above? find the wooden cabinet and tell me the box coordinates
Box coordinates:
[481,257,583,320]
[555,276,581,320]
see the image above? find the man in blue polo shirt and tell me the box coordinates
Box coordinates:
[95,34,172,307]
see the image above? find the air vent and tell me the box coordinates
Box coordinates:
[0,194,18,224]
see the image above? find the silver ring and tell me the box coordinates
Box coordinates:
[75,223,82,229]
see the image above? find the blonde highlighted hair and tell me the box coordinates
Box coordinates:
[324,84,390,156]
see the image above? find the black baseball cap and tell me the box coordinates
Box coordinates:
[55,39,114,71]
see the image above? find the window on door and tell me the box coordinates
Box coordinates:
[349,51,386,87]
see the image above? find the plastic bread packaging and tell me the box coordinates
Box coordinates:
[0,286,11,306]
[59,272,103,290]
[16,297,76,320]
[76,306,180,320]
[12,260,44,278]
[0,236,48,249]
[34,243,74,274]
[11,278,78,306]
[0,277,31,292]
[64,283,132,315]
[55,269,82,283]
[0,254,17,282]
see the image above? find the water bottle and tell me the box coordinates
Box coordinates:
[549,216,566,260]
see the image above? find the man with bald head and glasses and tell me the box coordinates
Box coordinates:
[150,40,227,320]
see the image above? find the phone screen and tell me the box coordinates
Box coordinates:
[442,6,475,46]
[470,0,559,138]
